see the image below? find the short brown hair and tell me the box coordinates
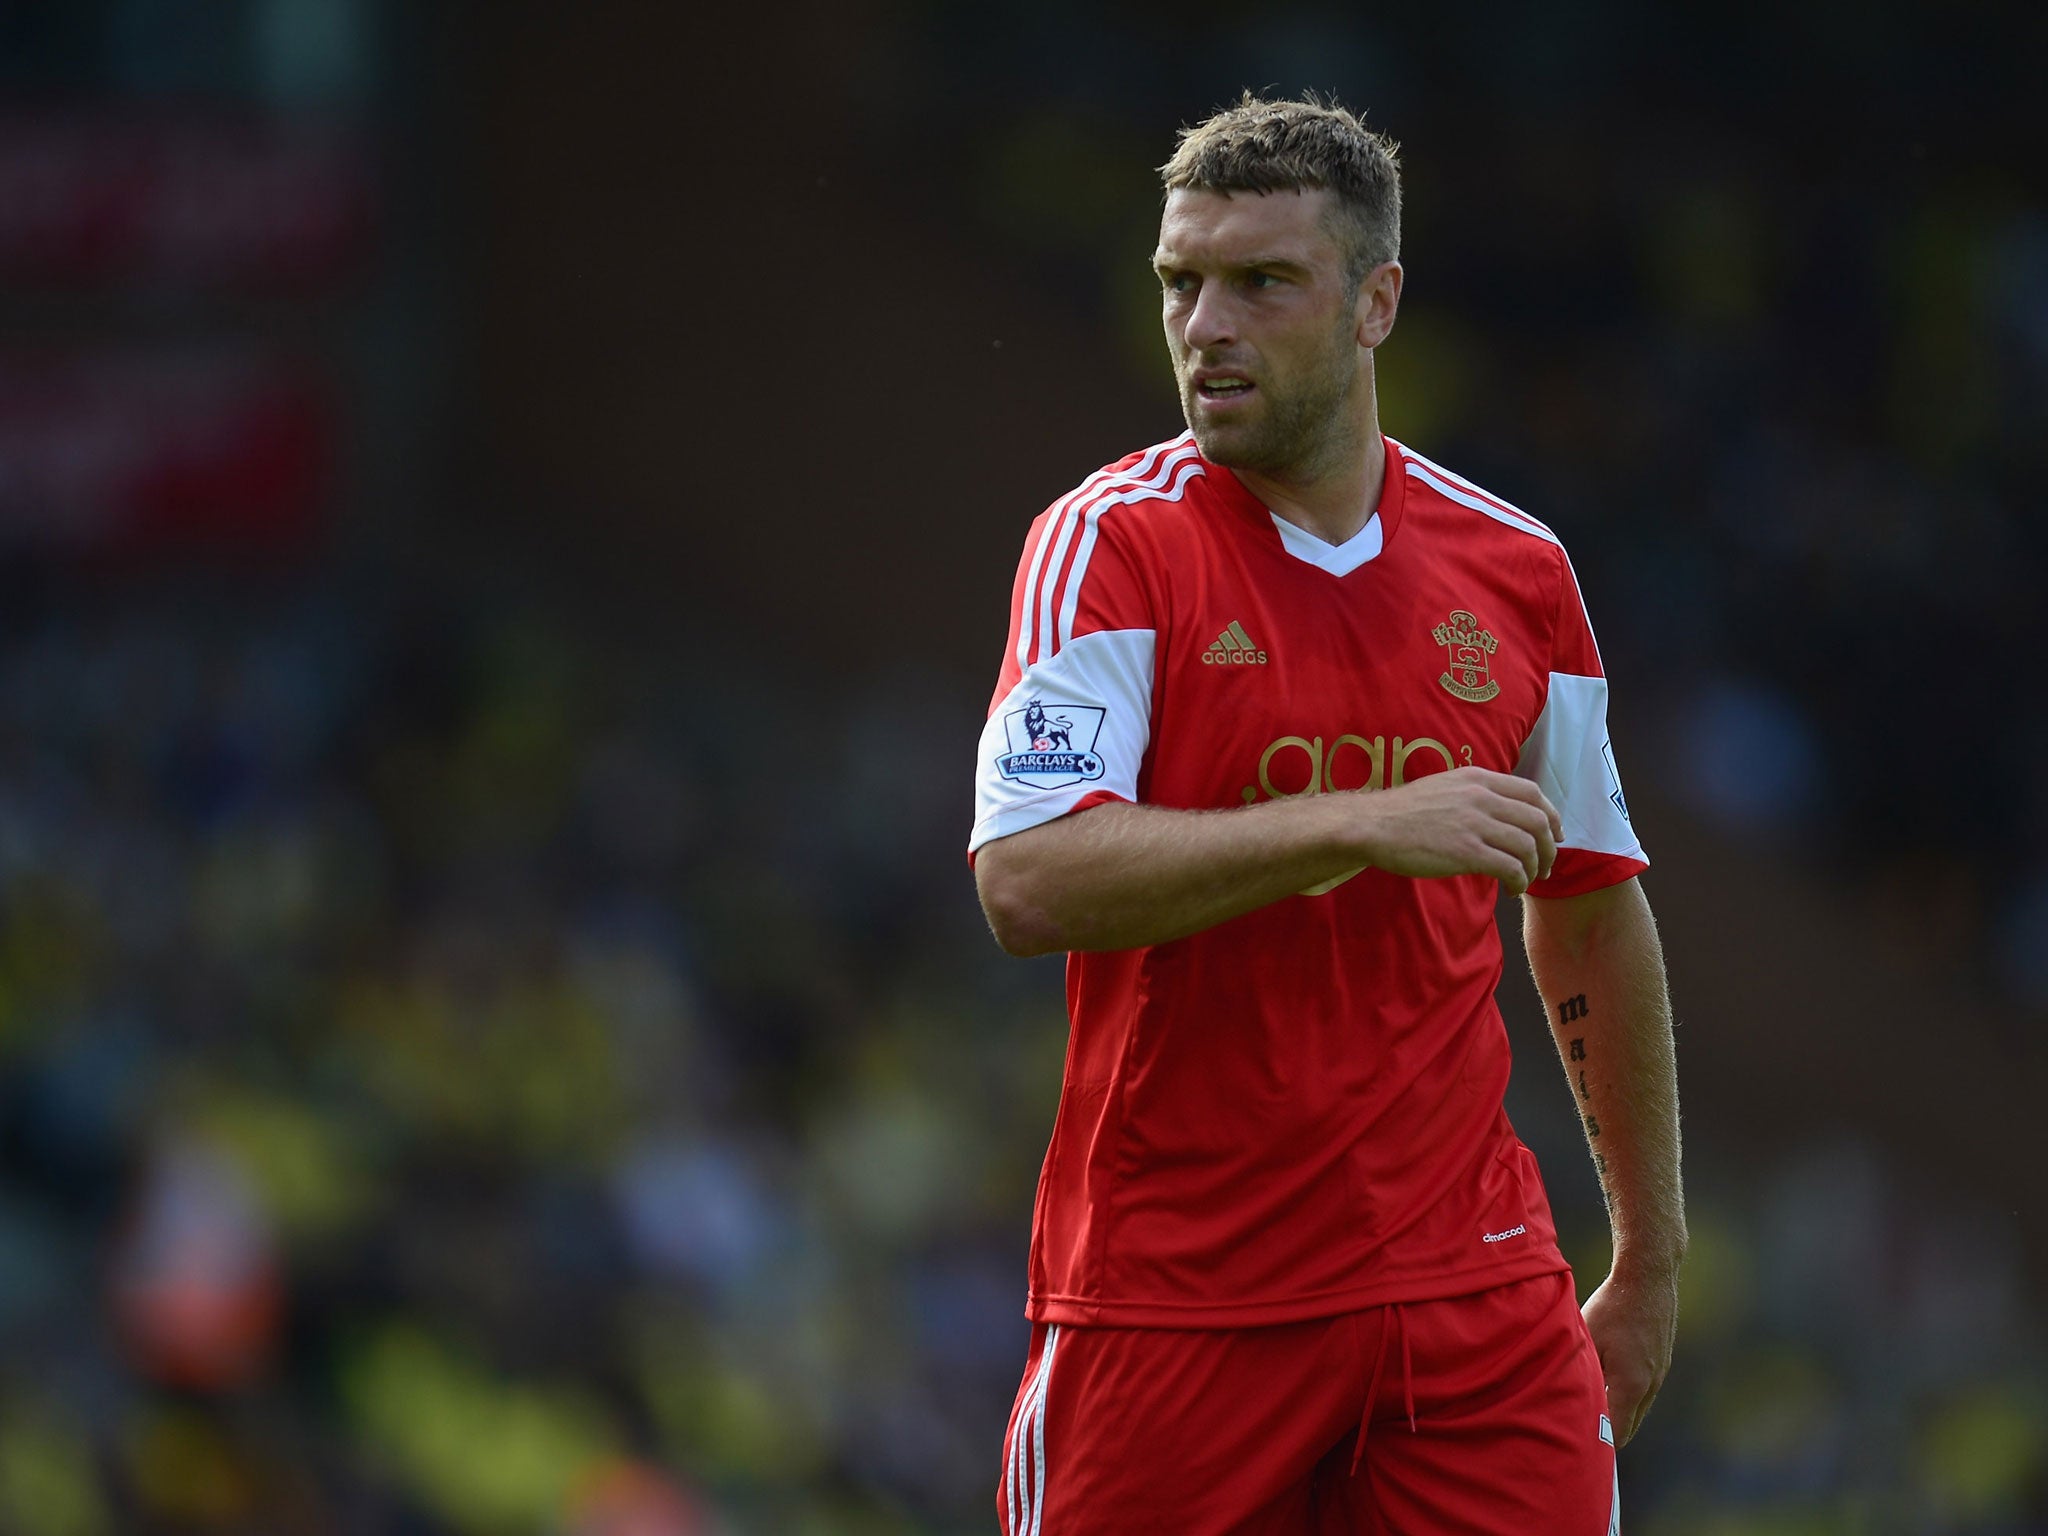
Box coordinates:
[1160,92,1402,286]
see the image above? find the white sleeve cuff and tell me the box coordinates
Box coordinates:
[1515,671,1644,861]
[970,628,1154,853]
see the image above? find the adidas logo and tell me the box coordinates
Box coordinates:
[1202,621,1268,666]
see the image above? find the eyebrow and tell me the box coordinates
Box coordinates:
[1151,253,1315,278]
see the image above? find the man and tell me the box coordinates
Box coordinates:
[969,95,1683,1535]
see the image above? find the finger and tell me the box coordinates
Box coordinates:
[1476,844,1528,896]
[1492,794,1555,844]
[1604,1371,1658,1447]
[1492,773,1564,841]
[1480,770,1547,805]
[1607,1384,1641,1448]
[1627,1381,1662,1444]
[1604,1385,1627,1447]
[1495,787,1560,880]
[1482,823,1540,887]
[1489,783,1564,854]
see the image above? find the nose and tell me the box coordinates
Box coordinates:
[1183,283,1236,354]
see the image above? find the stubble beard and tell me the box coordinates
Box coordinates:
[1180,332,1360,483]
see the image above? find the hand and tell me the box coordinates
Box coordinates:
[1580,1265,1679,1446]
[1350,767,1562,895]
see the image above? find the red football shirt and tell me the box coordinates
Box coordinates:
[971,433,1647,1328]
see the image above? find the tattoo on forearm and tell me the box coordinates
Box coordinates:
[1560,1014,1604,1180]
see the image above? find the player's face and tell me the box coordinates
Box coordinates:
[1154,188,1385,477]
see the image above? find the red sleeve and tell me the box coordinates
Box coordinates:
[971,491,1162,859]
[1522,548,1648,899]
[990,494,1158,715]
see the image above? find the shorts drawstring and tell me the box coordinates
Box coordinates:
[1348,1301,1416,1477]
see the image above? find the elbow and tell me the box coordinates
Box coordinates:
[975,855,1069,958]
[992,921,1063,960]
[982,886,1068,958]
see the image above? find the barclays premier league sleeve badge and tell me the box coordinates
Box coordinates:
[995,697,1108,789]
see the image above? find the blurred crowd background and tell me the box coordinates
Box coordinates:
[0,1,2044,1532]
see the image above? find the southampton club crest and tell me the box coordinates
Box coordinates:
[1432,609,1501,702]
[995,697,1108,789]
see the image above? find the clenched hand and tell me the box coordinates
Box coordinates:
[1581,1265,1679,1446]
[1354,767,1563,895]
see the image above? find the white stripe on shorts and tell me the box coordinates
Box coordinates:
[1007,1326,1061,1535]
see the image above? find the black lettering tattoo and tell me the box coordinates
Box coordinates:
[1593,1152,1609,1179]
[1569,1037,1586,1062]
[1557,994,1589,1024]
[1576,1070,1591,1100]
[1583,1115,1601,1139]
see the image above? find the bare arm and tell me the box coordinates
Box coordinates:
[1522,876,1684,1446]
[975,767,1561,956]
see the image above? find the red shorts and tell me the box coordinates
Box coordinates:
[998,1270,1617,1536]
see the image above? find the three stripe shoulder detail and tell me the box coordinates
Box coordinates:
[1017,435,1202,668]
[1396,443,1561,548]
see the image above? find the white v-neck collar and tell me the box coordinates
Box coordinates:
[1269,509,1384,576]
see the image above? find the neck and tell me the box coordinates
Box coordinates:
[1232,369,1387,546]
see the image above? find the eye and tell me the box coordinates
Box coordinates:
[1162,272,1194,295]
[1245,270,1278,290]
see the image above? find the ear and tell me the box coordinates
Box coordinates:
[1355,261,1404,350]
